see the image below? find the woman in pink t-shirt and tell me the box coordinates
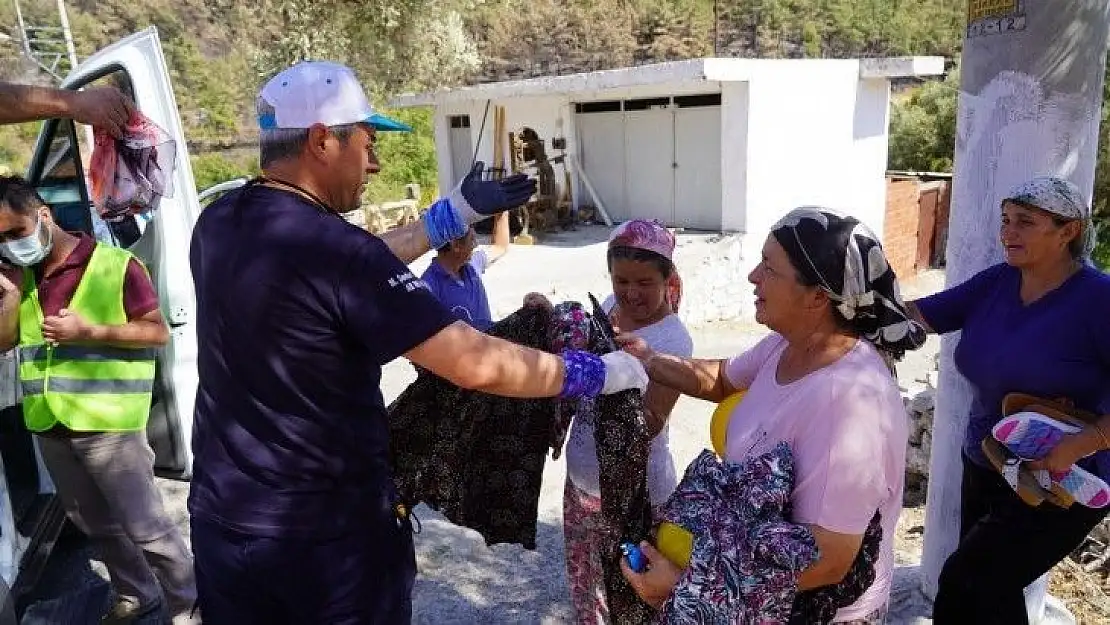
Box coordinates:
[618,207,926,623]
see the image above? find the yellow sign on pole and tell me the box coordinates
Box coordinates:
[968,0,1019,21]
[967,0,1025,37]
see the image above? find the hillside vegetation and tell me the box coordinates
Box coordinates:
[1,0,1107,265]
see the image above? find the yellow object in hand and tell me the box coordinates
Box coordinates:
[655,521,694,568]
[656,391,746,568]
[710,390,745,456]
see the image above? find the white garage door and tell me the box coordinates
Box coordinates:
[624,104,674,225]
[575,106,628,222]
[575,94,721,229]
[674,101,722,230]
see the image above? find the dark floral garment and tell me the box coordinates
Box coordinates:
[657,446,883,625]
[789,510,882,625]
[387,304,557,549]
[387,302,654,622]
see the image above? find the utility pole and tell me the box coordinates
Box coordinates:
[56,0,79,78]
[713,0,719,56]
[12,0,94,147]
[54,0,94,150]
[12,0,72,80]
[921,1,1110,622]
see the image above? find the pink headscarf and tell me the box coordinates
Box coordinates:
[608,219,675,259]
[608,219,682,314]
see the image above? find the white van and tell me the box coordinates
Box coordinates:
[0,27,201,622]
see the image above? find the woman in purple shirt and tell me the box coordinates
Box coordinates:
[908,176,1110,624]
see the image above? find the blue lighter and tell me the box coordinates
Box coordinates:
[621,542,647,573]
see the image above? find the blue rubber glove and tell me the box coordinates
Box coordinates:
[452,161,536,221]
[559,350,649,399]
[423,161,537,249]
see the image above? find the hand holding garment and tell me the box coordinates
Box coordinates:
[600,351,649,395]
[387,301,655,623]
[88,111,177,224]
[657,446,817,624]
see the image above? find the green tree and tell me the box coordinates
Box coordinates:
[191,153,252,191]
[364,107,439,205]
[888,69,959,173]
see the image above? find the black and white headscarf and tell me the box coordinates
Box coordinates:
[771,207,926,360]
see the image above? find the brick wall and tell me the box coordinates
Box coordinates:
[884,179,922,279]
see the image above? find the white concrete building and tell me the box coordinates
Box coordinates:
[391,57,944,322]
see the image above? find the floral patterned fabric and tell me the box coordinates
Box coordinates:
[789,511,883,625]
[657,445,818,624]
[549,304,590,459]
[609,219,676,261]
[387,302,655,622]
[564,480,669,625]
[656,446,884,625]
[594,377,655,625]
[564,480,611,625]
[387,304,559,549]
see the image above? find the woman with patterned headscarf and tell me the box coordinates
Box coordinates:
[907,175,1110,624]
[525,219,692,623]
[617,207,924,624]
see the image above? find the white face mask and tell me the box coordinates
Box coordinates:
[1,215,53,267]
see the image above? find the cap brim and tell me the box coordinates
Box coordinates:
[367,113,412,132]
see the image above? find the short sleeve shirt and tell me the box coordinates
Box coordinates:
[915,263,1110,479]
[32,233,158,320]
[723,334,908,621]
[420,249,493,330]
[187,185,455,539]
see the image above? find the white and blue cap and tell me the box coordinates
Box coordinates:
[258,61,411,132]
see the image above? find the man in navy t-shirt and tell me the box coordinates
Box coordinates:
[421,212,510,330]
[188,61,650,625]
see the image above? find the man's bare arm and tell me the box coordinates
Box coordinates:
[0,83,133,136]
[405,320,565,397]
[378,220,434,264]
[486,212,511,264]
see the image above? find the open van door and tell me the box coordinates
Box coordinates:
[24,27,201,479]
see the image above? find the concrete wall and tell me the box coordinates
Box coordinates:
[738,60,894,282]
[852,78,895,233]
[720,81,749,233]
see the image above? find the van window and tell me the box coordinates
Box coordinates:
[28,68,137,242]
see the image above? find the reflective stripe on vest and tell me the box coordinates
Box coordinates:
[18,243,156,433]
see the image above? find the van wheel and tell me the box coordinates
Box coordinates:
[0,577,16,625]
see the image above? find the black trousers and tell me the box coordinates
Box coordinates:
[933,455,1108,624]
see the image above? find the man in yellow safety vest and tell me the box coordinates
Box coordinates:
[0,175,196,624]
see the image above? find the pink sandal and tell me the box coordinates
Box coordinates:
[993,412,1110,509]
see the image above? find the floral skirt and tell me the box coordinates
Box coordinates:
[563,479,610,625]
